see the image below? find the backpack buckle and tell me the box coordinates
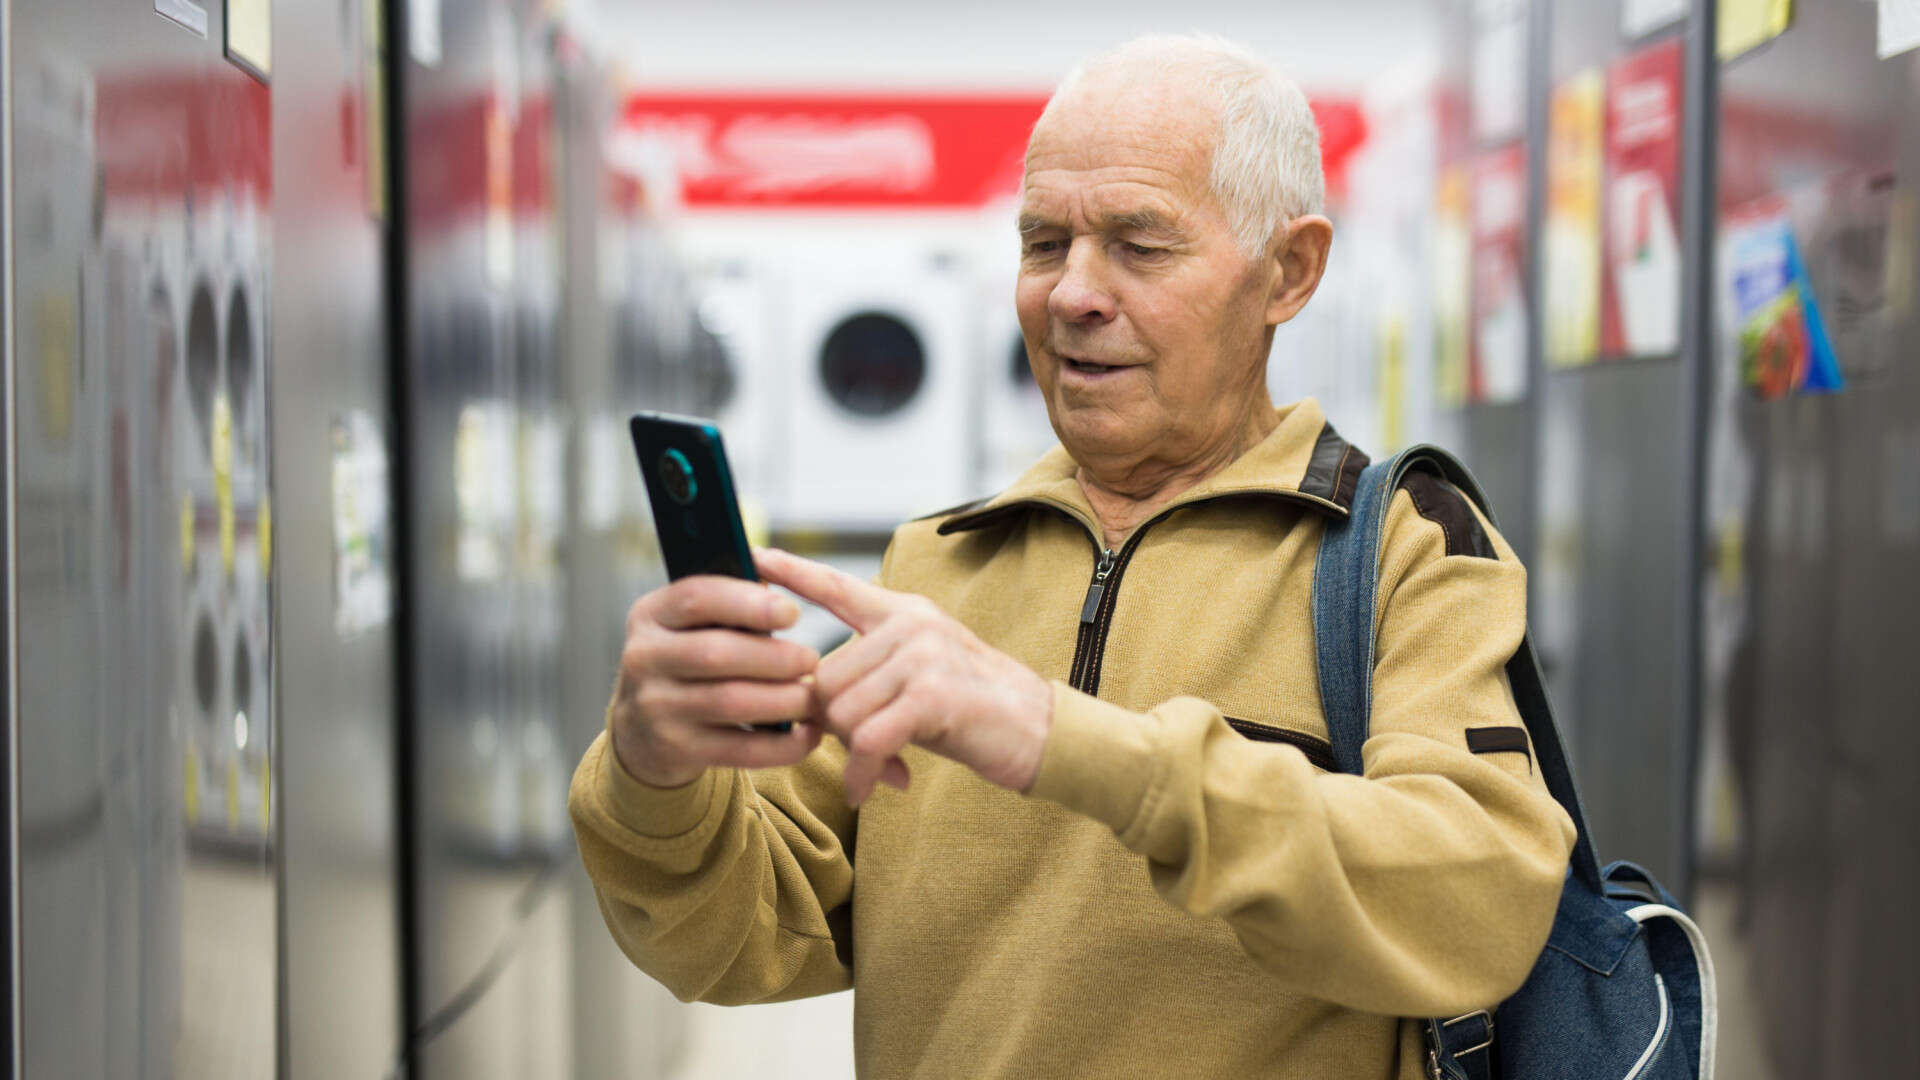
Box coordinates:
[1441,1008,1495,1056]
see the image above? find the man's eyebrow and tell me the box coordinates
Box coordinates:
[1105,209,1179,235]
[1016,213,1058,237]
[1016,208,1183,237]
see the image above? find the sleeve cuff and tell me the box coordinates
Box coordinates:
[1028,681,1165,839]
[594,731,729,840]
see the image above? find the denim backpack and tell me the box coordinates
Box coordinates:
[1311,445,1718,1080]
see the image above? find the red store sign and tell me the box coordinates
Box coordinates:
[619,92,1366,210]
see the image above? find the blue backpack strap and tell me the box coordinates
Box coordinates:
[1310,455,1396,777]
[1310,445,1603,892]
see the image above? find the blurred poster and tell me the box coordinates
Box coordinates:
[330,411,393,635]
[1882,0,1920,59]
[410,0,443,66]
[1723,197,1843,400]
[1544,69,1604,369]
[1471,144,1529,404]
[1471,0,1528,143]
[1623,0,1690,38]
[1795,171,1899,379]
[1602,38,1683,359]
[1718,0,1793,61]
[224,0,270,79]
[1434,165,1473,407]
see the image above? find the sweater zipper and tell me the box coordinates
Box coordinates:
[1063,538,1338,770]
[1067,534,1336,760]
[1066,521,1161,696]
[1057,490,1338,698]
[1068,547,1117,691]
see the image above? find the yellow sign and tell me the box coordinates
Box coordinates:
[214,393,236,575]
[184,749,201,821]
[1544,68,1604,369]
[366,0,389,220]
[1434,166,1473,408]
[1888,191,1915,321]
[258,495,273,574]
[1377,316,1406,452]
[181,493,196,574]
[226,756,240,830]
[225,0,271,78]
[36,292,76,441]
[1719,0,1792,61]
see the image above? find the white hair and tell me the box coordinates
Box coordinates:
[1038,33,1325,257]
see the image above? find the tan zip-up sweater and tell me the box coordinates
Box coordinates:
[570,399,1576,1078]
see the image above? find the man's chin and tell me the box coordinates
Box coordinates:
[1049,410,1154,464]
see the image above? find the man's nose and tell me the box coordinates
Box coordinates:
[1047,239,1115,325]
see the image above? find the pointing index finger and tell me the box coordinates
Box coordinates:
[754,547,894,634]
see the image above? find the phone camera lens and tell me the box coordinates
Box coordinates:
[658,448,698,506]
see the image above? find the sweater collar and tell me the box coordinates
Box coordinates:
[936,398,1369,537]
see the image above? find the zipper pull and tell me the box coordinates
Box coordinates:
[1079,548,1117,624]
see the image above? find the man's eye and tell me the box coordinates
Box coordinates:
[1025,239,1064,255]
[1125,243,1163,257]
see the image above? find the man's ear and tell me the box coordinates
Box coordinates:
[1264,215,1333,327]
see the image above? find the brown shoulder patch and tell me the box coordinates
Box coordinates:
[1300,422,1370,514]
[1400,472,1496,560]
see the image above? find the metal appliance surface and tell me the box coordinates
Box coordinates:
[274,0,406,1076]
[1702,3,1920,1075]
[7,0,280,1073]
[1469,0,1714,896]
[397,4,707,1075]
[1531,0,1710,895]
[398,4,572,1074]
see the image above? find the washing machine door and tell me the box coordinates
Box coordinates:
[779,248,976,532]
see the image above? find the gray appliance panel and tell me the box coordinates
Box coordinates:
[272,0,406,1076]
[399,4,576,1075]
[8,0,279,1074]
[1707,2,1920,1074]
[1524,0,1706,892]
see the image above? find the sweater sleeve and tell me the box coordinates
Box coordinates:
[567,542,907,1005]
[568,722,855,1005]
[1027,485,1577,1018]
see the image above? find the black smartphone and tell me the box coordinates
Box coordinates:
[629,411,791,733]
[630,411,759,582]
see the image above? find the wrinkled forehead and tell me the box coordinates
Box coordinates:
[1027,70,1220,169]
[1020,81,1223,224]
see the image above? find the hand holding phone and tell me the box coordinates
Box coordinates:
[629,412,795,736]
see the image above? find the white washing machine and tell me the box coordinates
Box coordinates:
[973,241,1057,494]
[771,238,977,533]
[687,251,783,530]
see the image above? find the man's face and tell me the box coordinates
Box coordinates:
[1016,79,1281,473]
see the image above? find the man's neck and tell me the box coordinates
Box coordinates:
[1073,407,1279,550]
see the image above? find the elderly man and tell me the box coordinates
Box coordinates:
[571,33,1574,1078]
